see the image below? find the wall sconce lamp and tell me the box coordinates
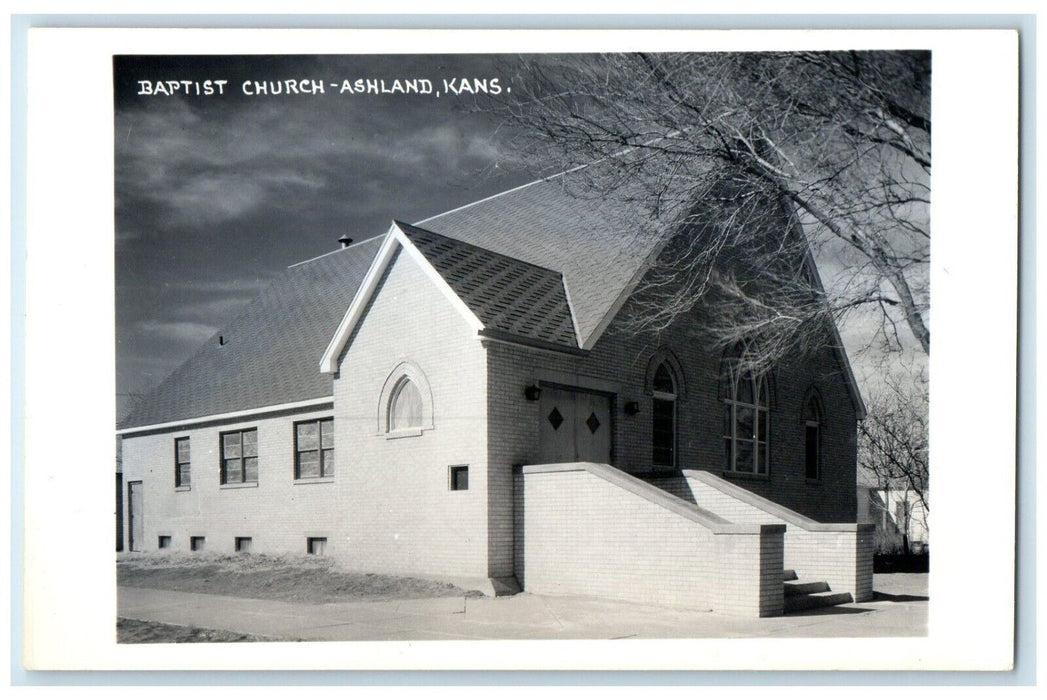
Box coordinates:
[524,384,542,401]
[624,401,640,416]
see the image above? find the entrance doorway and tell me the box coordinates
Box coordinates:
[537,385,613,464]
[128,481,143,552]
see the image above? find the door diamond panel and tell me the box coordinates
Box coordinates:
[548,407,564,430]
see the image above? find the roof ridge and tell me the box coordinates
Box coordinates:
[394,220,566,278]
[287,234,383,269]
[413,163,590,227]
[414,132,681,229]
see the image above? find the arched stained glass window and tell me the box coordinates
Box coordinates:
[389,378,424,431]
[722,342,770,474]
[802,391,824,480]
[378,361,434,436]
[652,363,677,467]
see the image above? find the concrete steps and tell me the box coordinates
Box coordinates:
[784,580,830,596]
[782,572,854,613]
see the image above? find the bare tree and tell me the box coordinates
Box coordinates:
[858,376,929,552]
[493,52,930,368]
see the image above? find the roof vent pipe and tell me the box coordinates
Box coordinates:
[338,234,353,249]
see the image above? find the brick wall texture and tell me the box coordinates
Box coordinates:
[120,233,866,614]
[643,471,873,601]
[513,465,785,616]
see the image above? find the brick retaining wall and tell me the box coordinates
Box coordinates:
[515,462,785,617]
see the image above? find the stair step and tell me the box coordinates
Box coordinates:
[784,591,854,613]
[784,580,830,596]
[782,569,798,581]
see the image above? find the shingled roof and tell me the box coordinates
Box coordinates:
[417,171,670,347]
[119,236,383,430]
[396,221,578,349]
[124,162,868,432]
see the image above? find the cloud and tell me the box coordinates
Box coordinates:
[115,90,517,231]
[116,101,334,227]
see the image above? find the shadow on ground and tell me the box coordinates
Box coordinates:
[872,591,930,603]
[783,605,875,617]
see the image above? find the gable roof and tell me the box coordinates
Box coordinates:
[395,221,579,349]
[118,237,383,430]
[415,171,671,349]
[120,162,866,431]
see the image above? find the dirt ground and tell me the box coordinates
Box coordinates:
[117,551,480,604]
[116,618,279,643]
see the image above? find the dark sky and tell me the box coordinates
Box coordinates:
[114,52,925,419]
[115,54,540,417]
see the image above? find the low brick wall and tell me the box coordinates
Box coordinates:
[515,463,784,617]
[646,470,873,602]
[786,527,874,602]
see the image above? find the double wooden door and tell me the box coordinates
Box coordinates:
[538,386,612,464]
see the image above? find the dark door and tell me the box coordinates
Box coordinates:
[128,481,143,552]
[538,386,612,464]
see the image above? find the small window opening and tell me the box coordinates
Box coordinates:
[450,465,469,491]
[307,537,327,555]
[235,537,253,553]
[190,536,205,552]
[158,535,172,549]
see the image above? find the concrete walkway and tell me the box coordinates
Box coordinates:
[118,574,928,641]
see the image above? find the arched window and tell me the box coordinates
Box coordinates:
[722,343,770,474]
[389,377,423,431]
[652,363,677,467]
[802,390,824,480]
[378,361,434,436]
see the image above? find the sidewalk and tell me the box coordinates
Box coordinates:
[118,574,928,641]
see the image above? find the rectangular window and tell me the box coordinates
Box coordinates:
[175,436,191,487]
[295,418,334,479]
[307,537,327,555]
[449,465,469,491]
[158,535,172,549]
[235,536,252,553]
[190,536,205,552]
[221,428,258,484]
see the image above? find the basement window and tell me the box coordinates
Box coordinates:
[307,537,327,556]
[449,465,469,491]
[235,537,253,553]
[190,536,205,552]
[157,535,172,549]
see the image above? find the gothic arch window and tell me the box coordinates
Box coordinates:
[378,361,434,436]
[645,350,685,469]
[389,377,423,430]
[802,389,824,480]
[721,342,771,475]
[652,363,677,468]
